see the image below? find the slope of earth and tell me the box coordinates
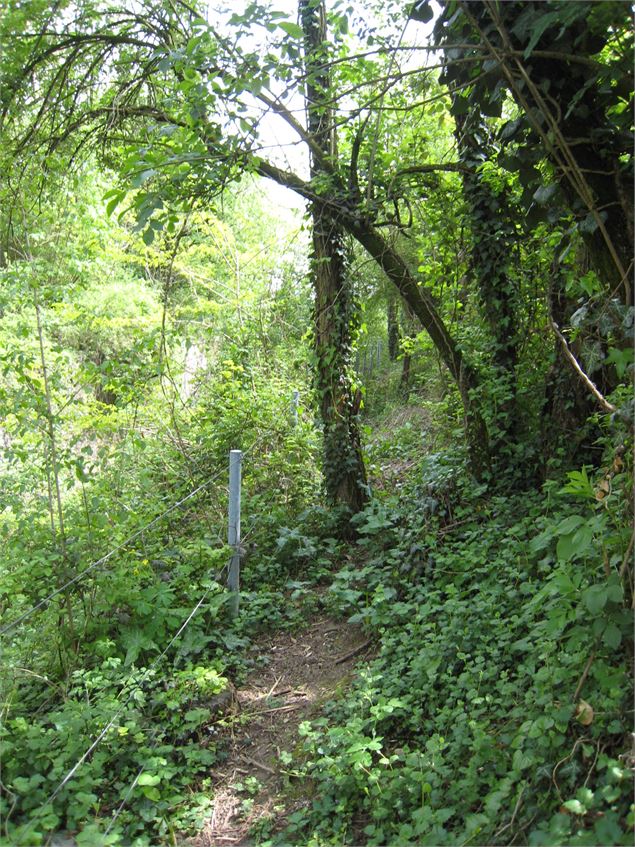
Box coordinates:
[189,614,373,846]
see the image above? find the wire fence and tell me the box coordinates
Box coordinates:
[2,411,316,839]
[16,557,230,842]
[0,464,230,638]
[0,415,301,639]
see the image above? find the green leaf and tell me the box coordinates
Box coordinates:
[481,96,502,118]
[560,468,595,499]
[533,184,558,206]
[529,530,551,553]
[141,786,161,801]
[582,584,608,616]
[76,825,120,846]
[451,95,469,116]
[602,621,622,648]
[556,515,586,534]
[556,524,593,561]
[522,10,560,59]
[551,570,576,596]
[512,749,534,770]
[39,811,61,829]
[131,168,156,188]
[563,798,586,815]
[121,628,155,665]
[499,118,524,142]
[605,346,634,378]
[138,772,161,786]
[579,211,603,235]
[142,227,155,246]
[605,577,623,603]
[105,192,125,217]
[278,21,304,39]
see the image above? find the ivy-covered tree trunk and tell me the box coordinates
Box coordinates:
[453,106,521,457]
[386,288,400,361]
[300,0,368,517]
[399,301,418,400]
[436,0,633,307]
[485,1,634,307]
[312,215,368,514]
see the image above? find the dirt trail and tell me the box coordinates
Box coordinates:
[191,616,372,846]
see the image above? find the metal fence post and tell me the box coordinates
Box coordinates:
[227,449,242,617]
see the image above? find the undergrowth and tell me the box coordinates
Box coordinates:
[1,378,632,846]
[0,371,329,846]
[264,448,634,847]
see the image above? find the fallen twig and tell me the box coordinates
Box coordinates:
[552,737,586,802]
[239,755,277,775]
[266,675,283,698]
[251,687,293,703]
[245,704,303,718]
[509,810,539,846]
[583,740,604,788]
[335,639,372,664]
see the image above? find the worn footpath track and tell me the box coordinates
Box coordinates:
[190,615,372,846]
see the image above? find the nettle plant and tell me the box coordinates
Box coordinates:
[531,457,632,655]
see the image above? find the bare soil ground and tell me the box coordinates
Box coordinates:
[190,615,373,846]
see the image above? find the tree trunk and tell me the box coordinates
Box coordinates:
[387,288,400,361]
[313,212,368,514]
[253,156,491,478]
[453,104,521,458]
[540,264,601,469]
[454,1,633,306]
[300,0,368,517]
[399,302,417,400]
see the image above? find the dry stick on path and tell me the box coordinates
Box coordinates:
[239,755,277,776]
[264,675,283,699]
[241,704,303,720]
[335,639,372,664]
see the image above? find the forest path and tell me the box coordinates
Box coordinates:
[190,614,372,846]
